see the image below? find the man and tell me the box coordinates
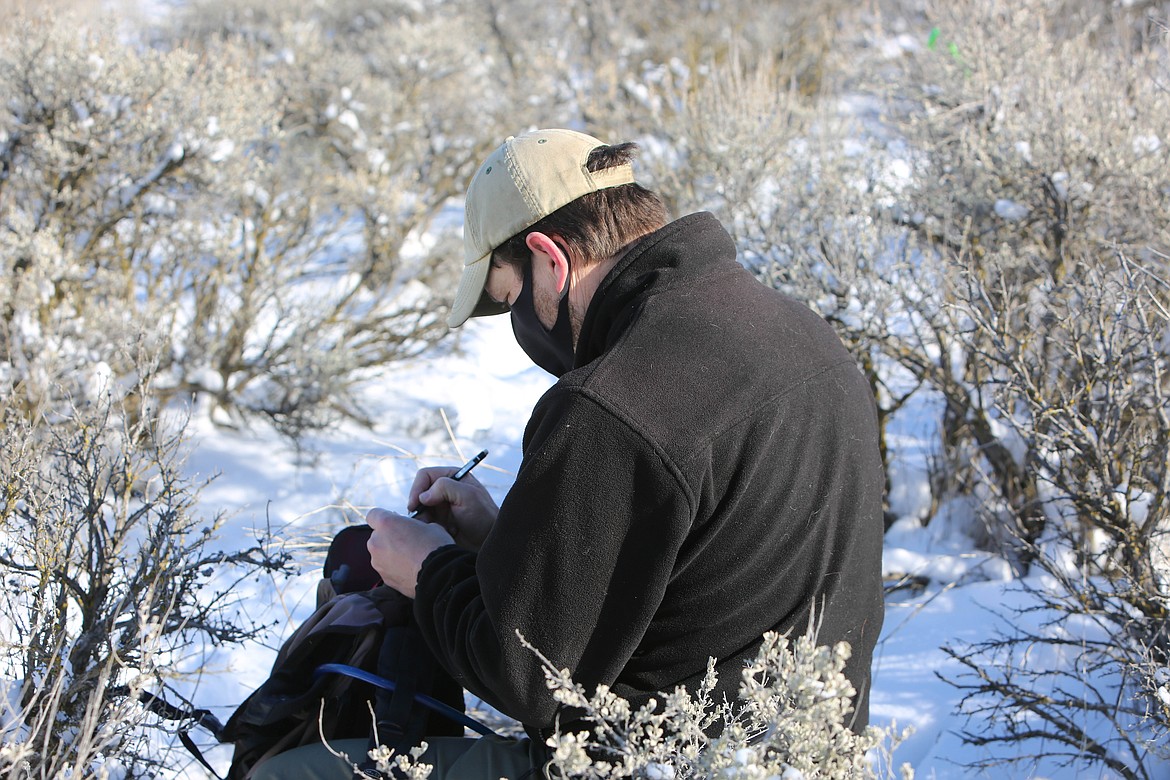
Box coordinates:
[258,128,885,778]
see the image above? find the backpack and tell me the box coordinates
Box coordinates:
[138,525,484,779]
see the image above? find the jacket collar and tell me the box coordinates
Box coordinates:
[574,212,737,367]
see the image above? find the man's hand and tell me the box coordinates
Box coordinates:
[408,467,500,552]
[366,508,454,599]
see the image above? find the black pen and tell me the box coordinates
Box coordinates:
[410,449,489,518]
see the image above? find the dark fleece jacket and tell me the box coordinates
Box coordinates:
[414,212,885,744]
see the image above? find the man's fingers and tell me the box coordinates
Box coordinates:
[407,466,459,512]
[418,476,455,508]
[366,506,396,527]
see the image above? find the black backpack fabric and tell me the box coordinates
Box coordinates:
[221,526,466,779]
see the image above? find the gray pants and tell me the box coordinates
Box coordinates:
[250,735,547,780]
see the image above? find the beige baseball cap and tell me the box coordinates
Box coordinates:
[447,129,636,328]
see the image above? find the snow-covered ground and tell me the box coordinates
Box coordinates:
[171,314,1155,779]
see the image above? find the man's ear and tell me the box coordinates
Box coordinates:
[525,232,571,295]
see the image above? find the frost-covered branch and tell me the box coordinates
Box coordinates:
[515,630,913,780]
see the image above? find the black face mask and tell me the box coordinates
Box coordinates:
[510,260,575,377]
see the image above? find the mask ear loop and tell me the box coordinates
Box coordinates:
[552,239,573,300]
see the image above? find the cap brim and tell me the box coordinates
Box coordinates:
[448,254,503,327]
[471,291,510,319]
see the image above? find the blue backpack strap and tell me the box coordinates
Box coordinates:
[314,664,498,738]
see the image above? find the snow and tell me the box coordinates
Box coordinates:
[1134,134,1162,155]
[994,199,1030,221]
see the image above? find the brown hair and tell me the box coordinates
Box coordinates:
[492,142,667,270]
